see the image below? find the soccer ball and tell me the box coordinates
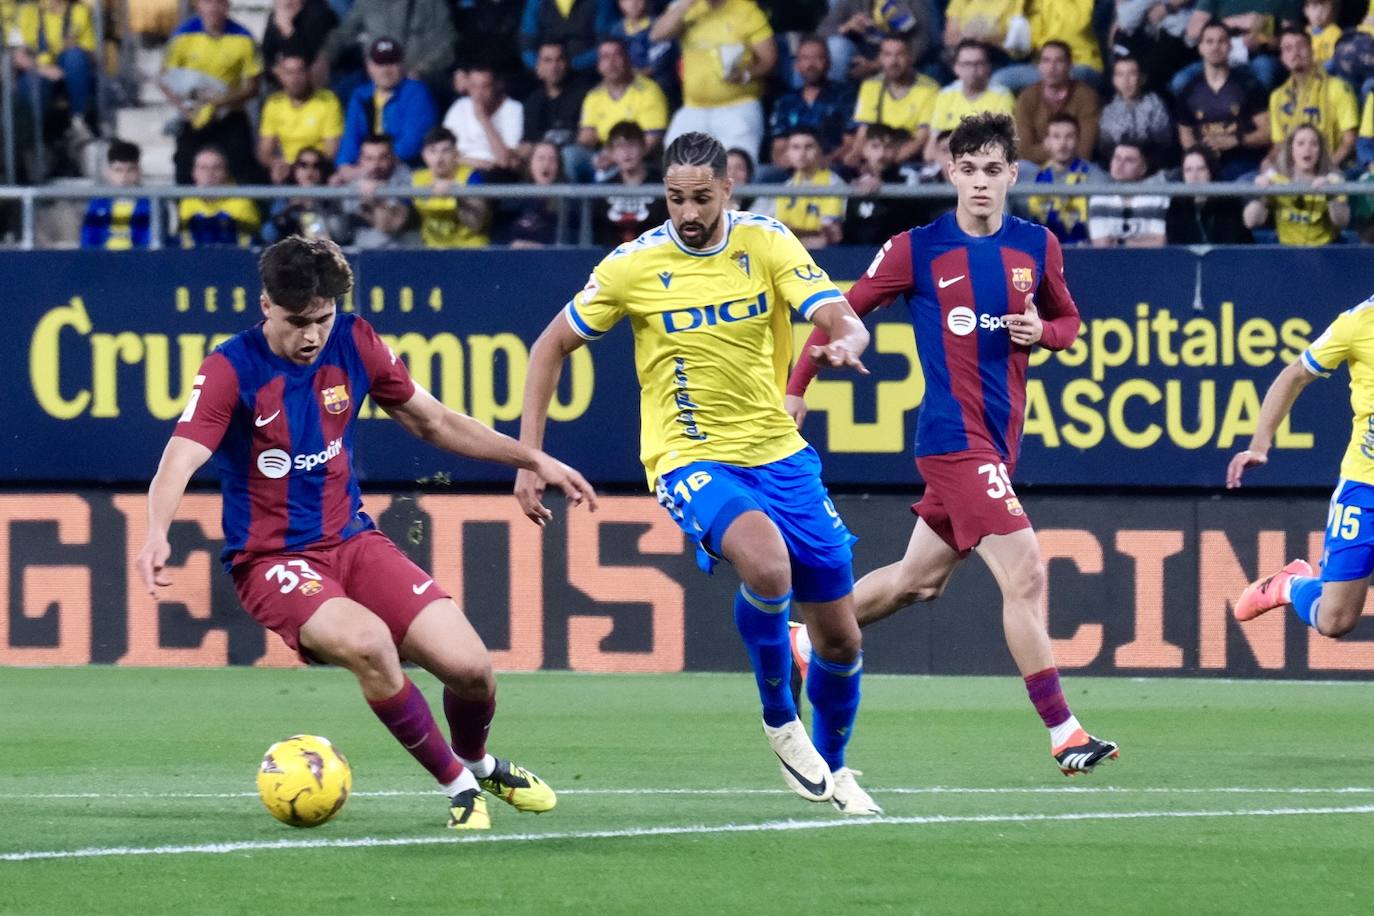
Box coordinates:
[256,734,352,827]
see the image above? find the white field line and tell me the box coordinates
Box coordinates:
[3,805,1373,863]
[4,786,1374,800]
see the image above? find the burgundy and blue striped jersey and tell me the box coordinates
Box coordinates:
[174,314,415,569]
[791,212,1081,464]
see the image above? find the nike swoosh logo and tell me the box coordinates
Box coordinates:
[254,410,280,427]
[938,275,965,289]
[412,579,434,595]
[775,753,829,798]
[404,735,427,749]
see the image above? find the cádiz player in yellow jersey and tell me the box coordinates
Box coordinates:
[1228,295,1374,638]
[517,132,880,814]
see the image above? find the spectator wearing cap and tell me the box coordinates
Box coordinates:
[520,0,617,78]
[322,0,457,103]
[653,0,777,160]
[159,0,264,185]
[443,64,524,173]
[336,37,437,175]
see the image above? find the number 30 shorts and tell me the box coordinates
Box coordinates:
[231,530,451,662]
[656,445,857,603]
[913,449,1033,556]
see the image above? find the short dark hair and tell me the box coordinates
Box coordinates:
[259,237,354,312]
[1112,140,1151,173]
[726,147,755,181]
[1047,112,1080,132]
[272,50,308,68]
[787,125,823,144]
[423,126,456,147]
[107,139,140,165]
[1278,25,1311,44]
[796,34,828,58]
[948,112,1018,163]
[952,39,990,62]
[863,124,899,144]
[1038,40,1072,63]
[608,120,646,145]
[1199,18,1231,41]
[663,131,728,177]
[361,132,395,150]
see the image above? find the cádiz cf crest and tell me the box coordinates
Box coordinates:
[730,249,751,277]
[321,384,350,415]
[1011,267,1033,293]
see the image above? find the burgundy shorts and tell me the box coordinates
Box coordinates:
[231,530,451,661]
[912,451,1032,556]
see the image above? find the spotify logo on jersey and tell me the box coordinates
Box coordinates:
[946,306,977,336]
[257,449,292,479]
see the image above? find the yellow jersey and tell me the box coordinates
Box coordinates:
[15,1,96,66]
[772,169,846,235]
[1268,73,1358,154]
[1359,91,1374,141]
[177,197,260,248]
[411,167,489,248]
[1310,24,1340,67]
[164,16,262,89]
[579,75,670,143]
[1028,0,1102,70]
[1267,172,1344,246]
[564,211,846,487]
[1304,297,1374,485]
[853,75,940,132]
[260,89,343,163]
[927,83,1016,134]
[945,0,1022,48]
[680,0,774,108]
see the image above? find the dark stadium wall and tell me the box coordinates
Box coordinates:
[0,247,1362,488]
[2,491,1371,678]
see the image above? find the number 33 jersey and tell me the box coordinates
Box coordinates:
[173,313,416,569]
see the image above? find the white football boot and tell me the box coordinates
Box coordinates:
[763,718,834,802]
[829,768,883,815]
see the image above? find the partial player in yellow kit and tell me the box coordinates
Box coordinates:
[517,132,883,815]
[1229,295,1374,639]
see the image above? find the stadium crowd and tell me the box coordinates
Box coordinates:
[18,0,1374,248]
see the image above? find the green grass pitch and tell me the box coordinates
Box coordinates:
[2,667,1373,914]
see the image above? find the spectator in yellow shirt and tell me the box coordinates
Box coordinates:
[652,0,776,159]
[411,127,490,248]
[846,35,939,167]
[1266,27,1358,169]
[10,0,97,130]
[767,127,845,249]
[159,0,264,184]
[992,0,1103,93]
[178,147,261,248]
[1304,0,1340,66]
[571,38,669,180]
[257,52,344,184]
[1245,122,1349,245]
[925,40,1015,161]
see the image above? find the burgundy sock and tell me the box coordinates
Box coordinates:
[1023,667,1073,730]
[367,678,463,785]
[443,687,496,761]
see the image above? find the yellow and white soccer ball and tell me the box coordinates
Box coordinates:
[256,735,352,828]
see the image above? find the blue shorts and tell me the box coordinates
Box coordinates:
[1323,479,1374,582]
[655,446,857,603]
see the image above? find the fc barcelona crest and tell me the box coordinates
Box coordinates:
[1011,267,1033,293]
[321,384,350,415]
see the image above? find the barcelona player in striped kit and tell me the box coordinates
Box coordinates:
[788,113,1119,776]
[135,237,598,828]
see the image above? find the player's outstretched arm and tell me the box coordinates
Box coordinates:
[1226,360,1318,489]
[386,383,598,519]
[516,315,593,526]
[136,436,212,596]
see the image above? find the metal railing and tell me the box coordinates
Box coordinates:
[6,178,1372,250]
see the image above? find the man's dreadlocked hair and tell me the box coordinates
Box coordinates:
[663,131,728,177]
[258,236,354,312]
